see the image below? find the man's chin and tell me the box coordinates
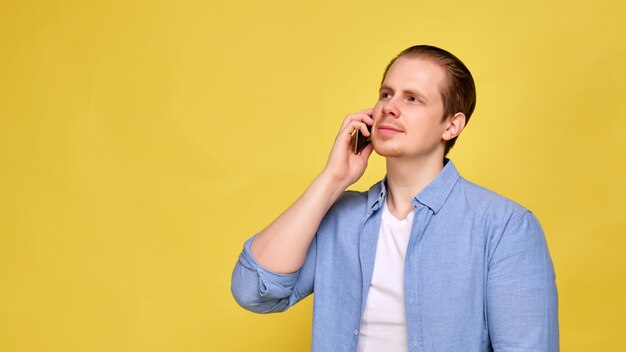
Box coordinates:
[373,143,403,158]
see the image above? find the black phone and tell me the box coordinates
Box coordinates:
[353,123,372,154]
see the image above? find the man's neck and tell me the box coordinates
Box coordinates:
[385,155,445,220]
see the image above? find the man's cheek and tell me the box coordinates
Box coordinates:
[372,105,384,122]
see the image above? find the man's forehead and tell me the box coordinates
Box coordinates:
[382,56,446,97]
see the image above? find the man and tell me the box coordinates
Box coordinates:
[231,45,559,351]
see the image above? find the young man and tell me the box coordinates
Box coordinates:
[231,45,559,352]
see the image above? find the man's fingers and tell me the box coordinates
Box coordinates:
[340,115,373,133]
[357,121,371,136]
[340,121,370,138]
[340,109,374,130]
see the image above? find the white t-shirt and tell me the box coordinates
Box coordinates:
[357,201,414,352]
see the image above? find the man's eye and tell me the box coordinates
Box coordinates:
[380,92,391,99]
[409,97,419,102]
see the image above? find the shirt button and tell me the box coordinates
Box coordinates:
[409,294,414,302]
[354,329,359,336]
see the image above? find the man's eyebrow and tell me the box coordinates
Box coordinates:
[379,84,430,102]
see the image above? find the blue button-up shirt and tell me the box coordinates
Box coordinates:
[232,159,559,351]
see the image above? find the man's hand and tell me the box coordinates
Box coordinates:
[321,108,375,189]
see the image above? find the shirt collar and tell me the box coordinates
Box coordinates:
[367,158,461,215]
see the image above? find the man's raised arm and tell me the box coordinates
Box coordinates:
[231,110,374,312]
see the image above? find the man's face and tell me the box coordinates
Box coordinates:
[371,56,450,159]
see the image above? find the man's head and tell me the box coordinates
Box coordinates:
[373,45,476,158]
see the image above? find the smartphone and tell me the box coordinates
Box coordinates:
[353,123,372,154]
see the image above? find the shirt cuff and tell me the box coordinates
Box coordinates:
[238,235,300,299]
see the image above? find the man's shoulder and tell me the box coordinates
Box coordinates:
[325,181,382,219]
[454,176,531,220]
[332,188,371,211]
[313,188,372,232]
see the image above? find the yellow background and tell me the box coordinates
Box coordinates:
[1,0,625,351]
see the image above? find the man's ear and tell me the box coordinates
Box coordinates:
[442,112,466,141]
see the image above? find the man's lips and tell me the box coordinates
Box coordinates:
[377,124,403,133]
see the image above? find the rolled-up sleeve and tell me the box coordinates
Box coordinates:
[231,235,316,314]
[487,210,559,351]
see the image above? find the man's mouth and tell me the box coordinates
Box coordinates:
[377,124,403,133]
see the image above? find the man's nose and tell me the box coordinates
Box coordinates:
[382,98,400,118]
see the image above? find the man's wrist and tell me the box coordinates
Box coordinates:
[315,171,349,205]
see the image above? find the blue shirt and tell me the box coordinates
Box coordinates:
[231,159,559,351]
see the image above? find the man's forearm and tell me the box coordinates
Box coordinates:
[249,172,346,274]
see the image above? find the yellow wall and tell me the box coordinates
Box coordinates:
[1,0,625,350]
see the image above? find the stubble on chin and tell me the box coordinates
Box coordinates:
[373,140,404,158]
